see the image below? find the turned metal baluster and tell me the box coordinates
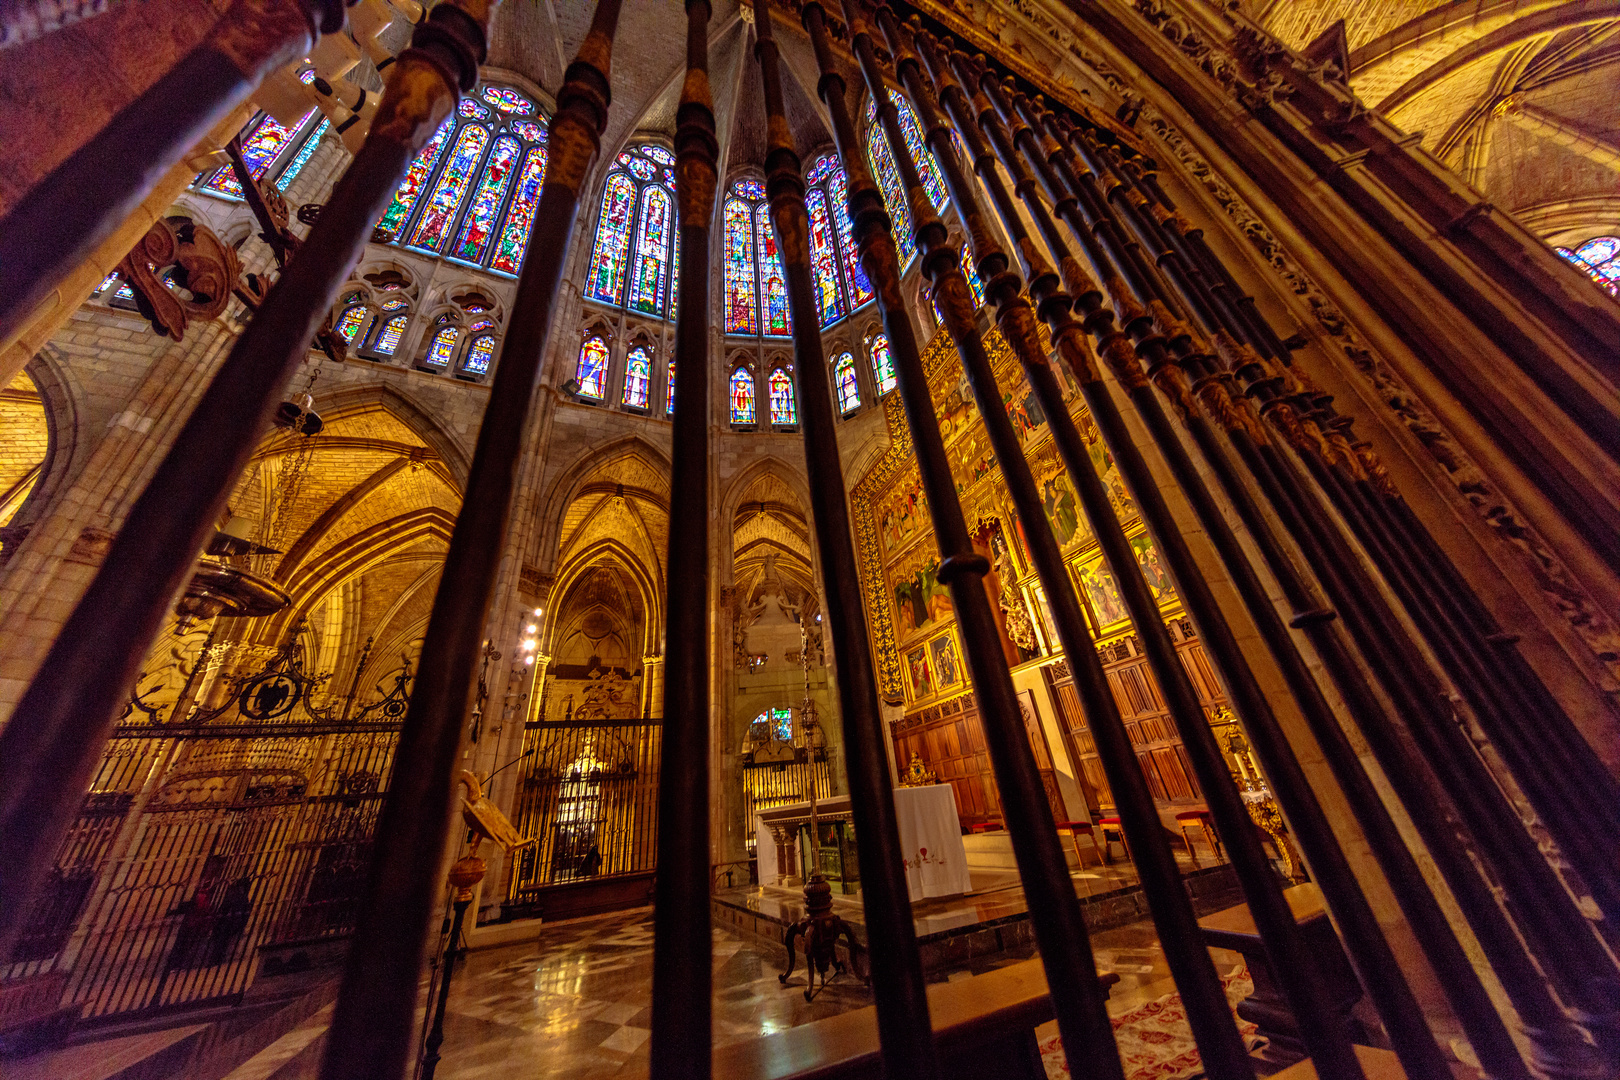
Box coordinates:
[0,0,497,964]
[910,33,1468,1080]
[750,8,940,1076]
[650,3,718,1078]
[1074,123,1620,932]
[0,0,342,341]
[957,87,1534,1080]
[315,5,622,1078]
[804,4,1126,1075]
[1030,107,1618,1073]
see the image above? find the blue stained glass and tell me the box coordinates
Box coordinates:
[585,173,636,305]
[627,186,673,315]
[425,326,459,367]
[733,178,767,200]
[458,98,492,120]
[963,252,985,306]
[1561,236,1620,298]
[411,125,490,251]
[723,198,758,335]
[94,271,120,296]
[576,336,609,399]
[202,107,316,197]
[769,367,796,425]
[371,312,407,355]
[730,367,755,424]
[891,90,947,209]
[462,335,495,374]
[866,124,914,260]
[826,166,873,305]
[805,189,845,326]
[623,345,652,408]
[625,156,657,180]
[275,119,328,191]
[335,304,369,343]
[869,333,897,395]
[510,120,546,142]
[643,145,675,165]
[834,352,861,413]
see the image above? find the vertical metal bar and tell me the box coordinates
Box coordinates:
[751,7,941,1078]
[314,4,622,1077]
[1004,102,1539,1080]
[0,0,498,962]
[0,0,336,340]
[650,2,718,1076]
[916,30,1383,1079]
[817,6,1119,1076]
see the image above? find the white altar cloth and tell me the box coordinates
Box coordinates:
[753,784,971,899]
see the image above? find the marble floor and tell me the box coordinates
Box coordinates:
[226,904,1250,1080]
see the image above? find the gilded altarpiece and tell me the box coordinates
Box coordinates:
[850,327,1227,826]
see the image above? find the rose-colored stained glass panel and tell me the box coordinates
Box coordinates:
[379,116,453,236]
[576,337,609,399]
[769,367,796,425]
[480,86,534,114]
[451,135,519,264]
[585,173,637,305]
[730,367,755,424]
[723,198,758,335]
[627,186,673,315]
[410,124,490,251]
[458,98,492,120]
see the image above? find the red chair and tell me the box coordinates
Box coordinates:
[1097,816,1129,863]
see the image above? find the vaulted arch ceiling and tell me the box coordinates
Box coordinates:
[1250,0,1620,243]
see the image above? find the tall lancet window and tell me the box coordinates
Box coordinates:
[584,143,678,318]
[196,69,327,200]
[576,334,610,400]
[721,179,792,338]
[372,86,548,273]
[868,332,897,396]
[864,89,950,263]
[623,344,653,409]
[769,367,796,426]
[803,154,874,329]
[730,367,756,425]
[833,351,861,414]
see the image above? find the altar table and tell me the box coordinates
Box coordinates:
[754,784,971,899]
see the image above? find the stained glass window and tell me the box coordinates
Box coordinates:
[826,165,873,306]
[410,124,490,251]
[374,86,551,272]
[335,304,369,344]
[463,335,495,375]
[199,106,321,198]
[585,144,677,319]
[723,197,759,335]
[492,139,546,275]
[834,352,861,414]
[769,367,796,426]
[480,86,534,114]
[627,186,673,315]
[1557,236,1620,297]
[805,189,845,325]
[730,367,756,424]
[866,123,914,261]
[93,271,120,297]
[801,153,874,330]
[869,333,897,395]
[576,336,609,400]
[963,251,985,307]
[623,345,652,408]
[666,360,676,414]
[275,119,328,191]
[757,206,791,337]
[865,90,948,210]
[450,134,519,263]
[371,313,408,356]
[424,326,459,367]
[379,116,452,237]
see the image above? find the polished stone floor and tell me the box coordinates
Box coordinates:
[226,904,1248,1080]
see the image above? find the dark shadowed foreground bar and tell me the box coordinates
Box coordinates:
[650,3,719,1079]
[0,0,499,963]
[752,5,941,1078]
